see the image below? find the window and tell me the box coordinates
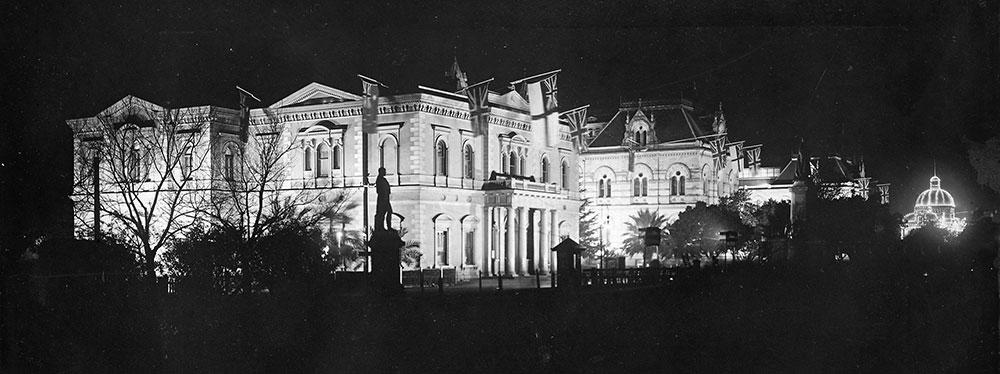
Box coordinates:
[317,143,330,178]
[599,175,612,197]
[180,149,192,179]
[540,157,550,183]
[332,144,341,170]
[464,229,475,265]
[463,144,474,179]
[508,151,518,175]
[436,230,449,266]
[598,179,605,197]
[633,173,647,197]
[671,172,686,196]
[561,161,569,188]
[128,146,141,181]
[224,147,234,180]
[436,140,448,176]
[380,138,397,174]
[304,147,312,171]
[634,132,641,145]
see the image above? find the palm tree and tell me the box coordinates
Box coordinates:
[621,209,670,265]
[396,227,422,268]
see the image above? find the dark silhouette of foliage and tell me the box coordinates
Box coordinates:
[578,198,601,260]
[621,208,670,264]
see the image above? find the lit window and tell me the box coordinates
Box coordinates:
[180,149,192,179]
[540,157,550,183]
[463,144,474,179]
[332,144,341,170]
[224,147,234,180]
[436,230,449,266]
[303,147,312,171]
[317,143,330,178]
[436,140,448,177]
[561,161,569,188]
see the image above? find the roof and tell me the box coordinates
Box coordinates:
[773,155,862,185]
[586,99,714,148]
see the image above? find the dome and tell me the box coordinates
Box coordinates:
[914,175,955,208]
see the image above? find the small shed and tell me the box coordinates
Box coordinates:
[551,238,585,288]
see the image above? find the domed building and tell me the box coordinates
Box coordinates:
[902,174,964,236]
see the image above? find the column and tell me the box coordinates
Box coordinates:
[505,207,516,276]
[539,208,549,275]
[493,208,506,274]
[477,206,488,270]
[531,209,540,275]
[550,209,559,274]
[517,207,528,275]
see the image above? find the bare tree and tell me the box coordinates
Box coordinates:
[69,97,210,279]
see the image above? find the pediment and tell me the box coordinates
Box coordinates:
[96,95,164,121]
[491,90,529,111]
[270,82,362,109]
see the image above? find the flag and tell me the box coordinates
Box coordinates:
[710,135,728,170]
[540,73,558,112]
[560,105,590,151]
[877,183,890,204]
[742,144,762,169]
[359,75,383,135]
[856,177,871,199]
[237,86,261,143]
[462,79,493,137]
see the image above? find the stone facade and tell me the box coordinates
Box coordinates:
[580,100,743,258]
[68,74,581,279]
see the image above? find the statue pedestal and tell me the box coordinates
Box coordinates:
[368,229,403,295]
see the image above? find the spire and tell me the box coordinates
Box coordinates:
[446,56,468,92]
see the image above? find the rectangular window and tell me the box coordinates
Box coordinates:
[464,230,475,265]
[318,147,330,177]
[436,231,449,266]
[181,152,192,179]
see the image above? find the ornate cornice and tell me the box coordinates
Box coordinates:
[251,101,531,132]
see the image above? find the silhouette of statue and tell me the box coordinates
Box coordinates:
[374,167,393,231]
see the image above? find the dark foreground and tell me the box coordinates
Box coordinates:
[6,260,998,373]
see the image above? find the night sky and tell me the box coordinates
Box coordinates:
[2,1,997,240]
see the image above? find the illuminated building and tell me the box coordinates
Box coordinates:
[901,173,965,236]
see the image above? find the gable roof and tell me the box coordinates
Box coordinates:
[270,82,362,109]
[97,95,164,119]
[587,99,713,148]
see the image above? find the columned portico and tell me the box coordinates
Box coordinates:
[517,207,528,275]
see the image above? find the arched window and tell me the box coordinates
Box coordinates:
[463,144,474,179]
[598,179,606,198]
[501,153,508,174]
[332,144,341,170]
[224,147,235,180]
[380,138,397,175]
[540,157,550,183]
[560,160,569,188]
[634,131,641,145]
[702,165,711,196]
[633,176,641,196]
[303,147,312,172]
[671,171,686,196]
[316,143,330,178]
[641,176,648,196]
[436,139,448,177]
[508,151,518,175]
[603,175,612,197]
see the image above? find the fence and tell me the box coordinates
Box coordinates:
[401,268,456,288]
[581,267,680,287]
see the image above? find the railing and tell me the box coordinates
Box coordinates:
[483,178,561,193]
[402,268,457,288]
[580,267,679,287]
